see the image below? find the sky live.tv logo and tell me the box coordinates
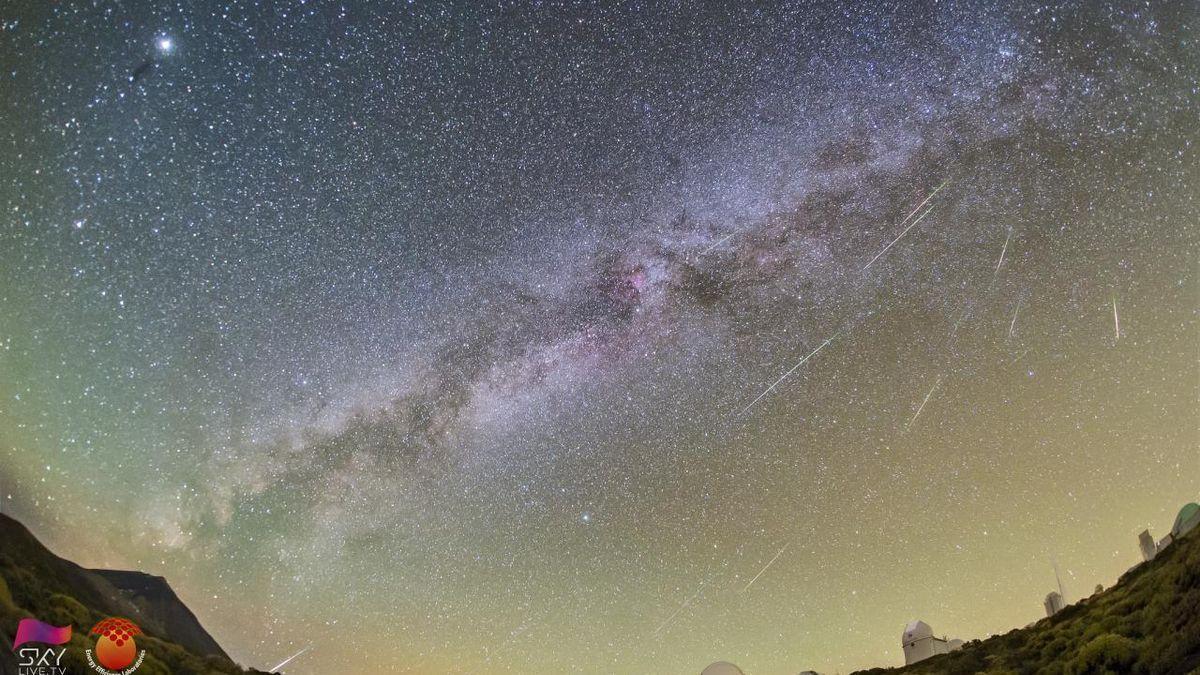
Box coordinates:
[12,618,72,675]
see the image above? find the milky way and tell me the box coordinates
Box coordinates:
[1,2,1197,673]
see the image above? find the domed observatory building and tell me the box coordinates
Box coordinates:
[1173,502,1200,539]
[901,620,963,665]
[1140,501,1200,562]
[701,663,746,675]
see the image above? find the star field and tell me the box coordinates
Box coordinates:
[1,1,1197,673]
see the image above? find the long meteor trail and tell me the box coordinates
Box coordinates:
[861,179,949,272]
[739,333,838,416]
[742,542,790,593]
[653,580,707,637]
[1112,293,1120,341]
[270,645,312,672]
[907,376,942,430]
[698,229,740,257]
[993,228,1012,277]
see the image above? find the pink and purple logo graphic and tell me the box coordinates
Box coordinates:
[12,618,72,649]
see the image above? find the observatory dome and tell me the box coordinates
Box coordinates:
[903,620,934,644]
[1172,502,1200,537]
[701,662,746,675]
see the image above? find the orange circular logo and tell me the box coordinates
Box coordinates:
[90,618,142,671]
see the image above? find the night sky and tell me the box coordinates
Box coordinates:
[1,1,1197,673]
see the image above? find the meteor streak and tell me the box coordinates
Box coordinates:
[270,645,312,671]
[653,580,707,637]
[742,542,790,593]
[993,228,1012,278]
[950,301,971,339]
[907,376,942,430]
[698,229,740,257]
[739,333,838,416]
[1008,298,1022,338]
[1112,293,1120,341]
[861,179,949,272]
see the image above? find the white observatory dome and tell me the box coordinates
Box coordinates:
[902,620,934,644]
[701,662,746,675]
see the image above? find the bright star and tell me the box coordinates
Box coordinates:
[157,37,173,53]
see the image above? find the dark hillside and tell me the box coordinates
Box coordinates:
[852,529,1200,675]
[0,513,273,675]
